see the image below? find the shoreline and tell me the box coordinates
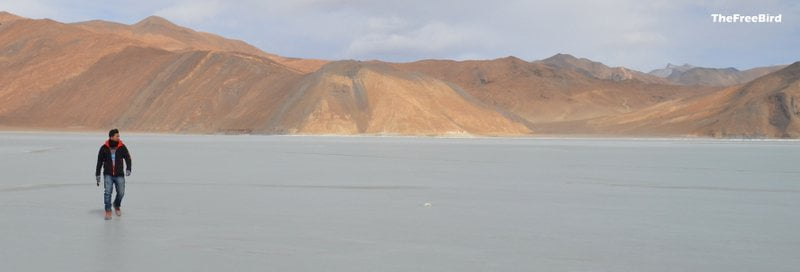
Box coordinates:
[1,128,798,142]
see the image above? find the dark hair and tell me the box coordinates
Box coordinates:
[108,128,120,138]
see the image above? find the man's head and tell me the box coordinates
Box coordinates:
[108,128,120,141]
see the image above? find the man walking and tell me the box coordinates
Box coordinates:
[95,128,132,220]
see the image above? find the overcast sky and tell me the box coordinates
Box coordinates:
[2,0,797,71]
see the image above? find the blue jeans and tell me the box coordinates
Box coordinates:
[103,175,125,211]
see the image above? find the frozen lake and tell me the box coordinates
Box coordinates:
[1,132,798,271]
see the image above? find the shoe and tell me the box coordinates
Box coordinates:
[114,207,122,216]
[104,210,112,220]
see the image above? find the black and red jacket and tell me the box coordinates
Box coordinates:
[95,140,132,177]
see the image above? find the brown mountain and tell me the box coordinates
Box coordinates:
[0,13,302,133]
[584,62,800,138]
[0,11,22,22]
[71,16,326,74]
[0,16,148,117]
[0,11,796,138]
[649,63,786,86]
[0,13,529,136]
[260,61,531,135]
[392,56,716,125]
[538,53,668,84]
[648,63,695,78]
[0,42,304,132]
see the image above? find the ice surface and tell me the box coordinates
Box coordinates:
[1,132,798,271]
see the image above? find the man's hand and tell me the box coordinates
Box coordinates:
[126,169,131,177]
[96,175,101,187]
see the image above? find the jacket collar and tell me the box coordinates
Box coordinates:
[104,139,124,148]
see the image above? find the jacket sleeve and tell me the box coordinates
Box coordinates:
[123,145,132,171]
[96,146,104,176]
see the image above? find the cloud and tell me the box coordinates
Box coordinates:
[0,0,61,19]
[621,31,668,45]
[344,20,490,60]
[1,0,797,71]
[155,0,223,24]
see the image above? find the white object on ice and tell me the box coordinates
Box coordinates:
[424,202,432,207]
